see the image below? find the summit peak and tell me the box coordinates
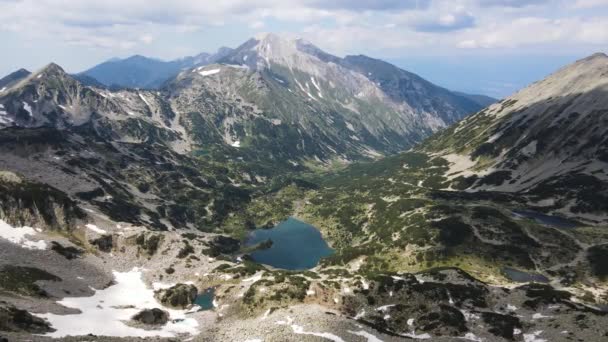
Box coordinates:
[39,62,66,75]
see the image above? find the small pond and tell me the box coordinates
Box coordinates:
[244,218,334,270]
[193,288,215,311]
[512,210,578,229]
[503,267,549,283]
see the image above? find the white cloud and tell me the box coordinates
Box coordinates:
[0,0,606,65]
[455,16,608,49]
[250,20,266,29]
[139,34,155,44]
[458,39,479,48]
[571,0,608,9]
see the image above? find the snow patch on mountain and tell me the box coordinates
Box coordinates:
[138,93,152,108]
[311,77,323,98]
[39,268,198,338]
[85,224,107,234]
[199,68,221,77]
[347,330,383,342]
[0,219,47,250]
[22,101,32,117]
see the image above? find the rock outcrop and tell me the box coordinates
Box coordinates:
[154,284,198,309]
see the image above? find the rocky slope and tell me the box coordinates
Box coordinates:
[0,69,30,91]
[453,91,498,108]
[0,63,260,234]
[420,52,608,222]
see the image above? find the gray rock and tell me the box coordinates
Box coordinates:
[0,301,55,333]
[89,235,113,252]
[131,308,169,326]
[154,283,198,309]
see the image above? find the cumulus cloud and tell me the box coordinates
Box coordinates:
[303,0,431,11]
[477,0,550,7]
[414,12,476,32]
[453,16,608,49]
[571,0,608,9]
[0,0,606,58]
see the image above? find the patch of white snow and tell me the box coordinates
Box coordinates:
[85,224,107,234]
[39,268,198,338]
[199,68,221,77]
[348,330,383,342]
[0,219,47,250]
[523,331,547,342]
[22,102,32,117]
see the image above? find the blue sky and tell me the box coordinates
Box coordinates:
[1,0,607,97]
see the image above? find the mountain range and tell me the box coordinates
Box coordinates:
[0,34,607,342]
[78,47,234,89]
[0,34,493,167]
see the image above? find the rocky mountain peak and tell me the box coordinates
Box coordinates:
[0,68,31,90]
[20,63,71,87]
[253,32,292,44]
[251,33,300,63]
[501,52,608,113]
[39,62,66,75]
[587,52,608,60]
[221,33,329,73]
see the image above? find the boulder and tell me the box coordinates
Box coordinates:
[0,301,55,333]
[417,305,468,336]
[154,284,198,309]
[132,308,169,326]
[89,235,113,252]
[51,241,84,260]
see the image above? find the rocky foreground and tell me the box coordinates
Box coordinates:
[1,208,607,342]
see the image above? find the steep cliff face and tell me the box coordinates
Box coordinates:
[0,172,84,231]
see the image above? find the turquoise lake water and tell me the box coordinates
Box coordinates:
[245,218,334,270]
[194,288,215,311]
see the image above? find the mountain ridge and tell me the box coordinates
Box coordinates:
[79,47,234,89]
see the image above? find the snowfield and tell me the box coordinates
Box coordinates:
[38,268,199,338]
[199,68,221,76]
[0,219,47,250]
[22,101,33,117]
[85,223,107,234]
